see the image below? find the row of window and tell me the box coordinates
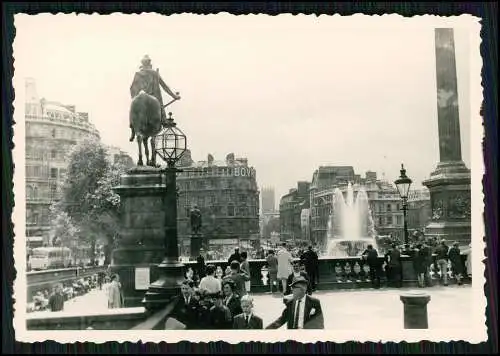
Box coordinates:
[26,166,66,180]
[26,124,92,141]
[26,207,50,226]
[26,147,66,161]
[177,178,257,191]
[26,183,60,201]
[180,205,259,218]
[179,192,258,207]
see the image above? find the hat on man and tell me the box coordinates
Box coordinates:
[289,275,308,288]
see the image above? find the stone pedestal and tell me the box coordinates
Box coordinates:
[190,233,205,258]
[400,292,431,329]
[423,28,471,246]
[110,167,168,307]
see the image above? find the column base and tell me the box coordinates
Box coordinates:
[143,259,185,311]
[400,292,431,329]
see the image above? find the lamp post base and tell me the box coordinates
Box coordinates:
[143,259,185,311]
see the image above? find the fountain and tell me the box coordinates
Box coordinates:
[326,182,378,257]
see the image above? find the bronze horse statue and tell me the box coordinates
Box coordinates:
[129,90,162,167]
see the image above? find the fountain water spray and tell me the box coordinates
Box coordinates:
[326,182,378,257]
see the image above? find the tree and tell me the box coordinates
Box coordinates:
[54,137,128,264]
[48,205,79,264]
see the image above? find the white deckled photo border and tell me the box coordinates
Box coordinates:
[11,13,486,344]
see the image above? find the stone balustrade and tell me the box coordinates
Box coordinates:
[185,253,471,293]
[27,307,147,330]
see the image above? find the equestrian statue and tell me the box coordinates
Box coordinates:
[129,55,181,166]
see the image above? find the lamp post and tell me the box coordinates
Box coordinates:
[394,164,413,247]
[142,112,187,311]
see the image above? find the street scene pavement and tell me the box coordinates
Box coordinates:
[253,285,473,330]
[29,284,473,331]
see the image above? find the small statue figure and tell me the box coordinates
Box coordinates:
[190,205,202,235]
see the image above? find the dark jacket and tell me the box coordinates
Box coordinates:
[300,249,319,271]
[448,247,464,274]
[266,295,324,329]
[435,244,449,260]
[208,305,233,329]
[172,294,200,329]
[223,273,248,297]
[233,313,264,329]
[224,294,243,319]
[228,252,241,264]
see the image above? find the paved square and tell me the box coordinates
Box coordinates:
[252,285,473,330]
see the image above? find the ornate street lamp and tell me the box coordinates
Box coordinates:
[143,112,187,310]
[394,164,413,247]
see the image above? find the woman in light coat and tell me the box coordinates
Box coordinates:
[108,274,124,308]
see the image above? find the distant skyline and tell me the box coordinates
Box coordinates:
[13,14,480,201]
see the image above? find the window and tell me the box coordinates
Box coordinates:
[396,203,400,211]
[33,186,38,199]
[387,204,392,212]
[386,216,393,225]
[396,215,402,225]
[49,183,57,200]
[51,150,57,159]
[50,168,58,178]
[227,205,235,217]
[378,217,383,226]
[27,186,34,200]
[59,169,66,179]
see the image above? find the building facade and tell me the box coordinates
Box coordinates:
[279,181,310,243]
[105,145,134,168]
[176,152,260,259]
[25,78,100,246]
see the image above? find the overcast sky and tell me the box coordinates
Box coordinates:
[13,14,480,203]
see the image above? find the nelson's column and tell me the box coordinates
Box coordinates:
[423,28,471,245]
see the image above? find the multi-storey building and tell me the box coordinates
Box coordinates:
[105,145,134,168]
[279,181,310,243]
[176,152,260,258]
[25,78,100,247]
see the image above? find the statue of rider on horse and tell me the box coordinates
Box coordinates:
[129,55,181,166]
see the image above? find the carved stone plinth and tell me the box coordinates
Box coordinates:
[110,167,168,307]
[400,292,431,329]
[423,162,471,245]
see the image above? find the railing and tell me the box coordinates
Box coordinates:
[185,253,471,292]
[27,266,107,300]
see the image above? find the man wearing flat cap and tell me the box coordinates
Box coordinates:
[266,276,324,329]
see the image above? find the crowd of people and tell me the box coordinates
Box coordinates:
[359,236,472,289]
[169,242,324,330]
[28,272,107,313]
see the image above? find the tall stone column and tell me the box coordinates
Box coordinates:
[422,28,471,245]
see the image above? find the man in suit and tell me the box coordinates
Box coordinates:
[300,245,319,290]
[171,280,200,329]
[266,276,324,329]
[233,295,263,329]
[285,261,312,296]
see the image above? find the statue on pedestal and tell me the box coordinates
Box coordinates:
[129,55,181,167]
[190,205,202,235]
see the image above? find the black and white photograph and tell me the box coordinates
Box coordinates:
[12,13,485,343]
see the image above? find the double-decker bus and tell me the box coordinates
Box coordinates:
[30,247,72,270]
